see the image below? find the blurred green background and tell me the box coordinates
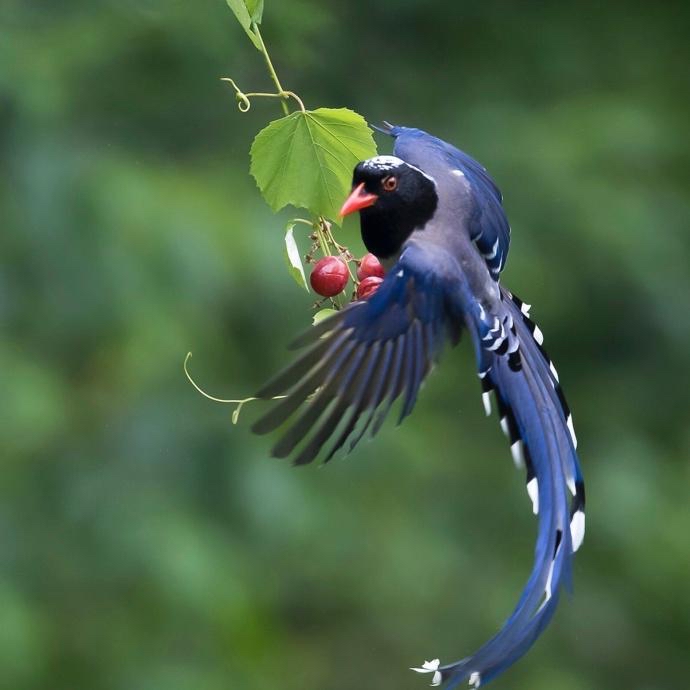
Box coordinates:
[1,2,689,689]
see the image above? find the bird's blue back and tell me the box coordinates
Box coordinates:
[390,126,511,280]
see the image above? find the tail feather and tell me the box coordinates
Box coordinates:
[430,294,584,689]
[505,290,586,555]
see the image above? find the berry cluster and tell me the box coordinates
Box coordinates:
[310,252,384,302]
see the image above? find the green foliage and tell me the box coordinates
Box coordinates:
[250,108,376,223]
[312,307,338,325]
[283,222,309,291]
[226,0,262,49]
[223,4,375,302]
[245,0,264,23]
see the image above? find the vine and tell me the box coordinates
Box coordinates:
[183,353,285,424]
[187,1,381,415]
[221,1,377,310]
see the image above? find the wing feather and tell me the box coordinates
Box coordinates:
[252,244,451,463]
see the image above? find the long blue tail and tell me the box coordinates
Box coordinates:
[435,290,585,689]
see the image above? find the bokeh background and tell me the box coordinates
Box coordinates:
[1,2,689,689]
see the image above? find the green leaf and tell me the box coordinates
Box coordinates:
[312,308,338,326]
[225,0,262,50]
[245,0,264,23]
[250,108,377,223]
[284,222,309,292]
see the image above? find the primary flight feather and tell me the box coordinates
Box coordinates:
[252,124,585,688]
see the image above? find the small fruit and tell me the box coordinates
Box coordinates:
[357,275,383,300]
[357,253,385,281]
[310,256,349,297]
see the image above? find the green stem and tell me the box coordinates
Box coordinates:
[183,353,286,424]
[314,220,343,308]
[325,220,358,285]
[253,23,290,116]
[315,221,332,258]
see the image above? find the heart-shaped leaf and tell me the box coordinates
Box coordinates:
[250,108,377,222]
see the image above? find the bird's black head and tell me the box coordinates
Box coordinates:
[340,155,438,260]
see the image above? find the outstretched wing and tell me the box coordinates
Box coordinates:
[252,243,453,465]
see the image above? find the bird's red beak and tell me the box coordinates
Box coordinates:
[339,182,378,217]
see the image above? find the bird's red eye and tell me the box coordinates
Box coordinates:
[382,175,397,192]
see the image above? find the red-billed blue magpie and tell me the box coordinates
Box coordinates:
[252,124,585,688]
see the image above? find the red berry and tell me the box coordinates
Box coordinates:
[357,275,383,300]
[310,256,349,297]
[357,253,385,281]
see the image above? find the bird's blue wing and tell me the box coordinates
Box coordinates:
[389,124,511,281]
[463,163,511,281]
[433,285,585,689]
[252,243,452,465]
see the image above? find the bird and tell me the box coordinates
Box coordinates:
[251,124,586,689]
